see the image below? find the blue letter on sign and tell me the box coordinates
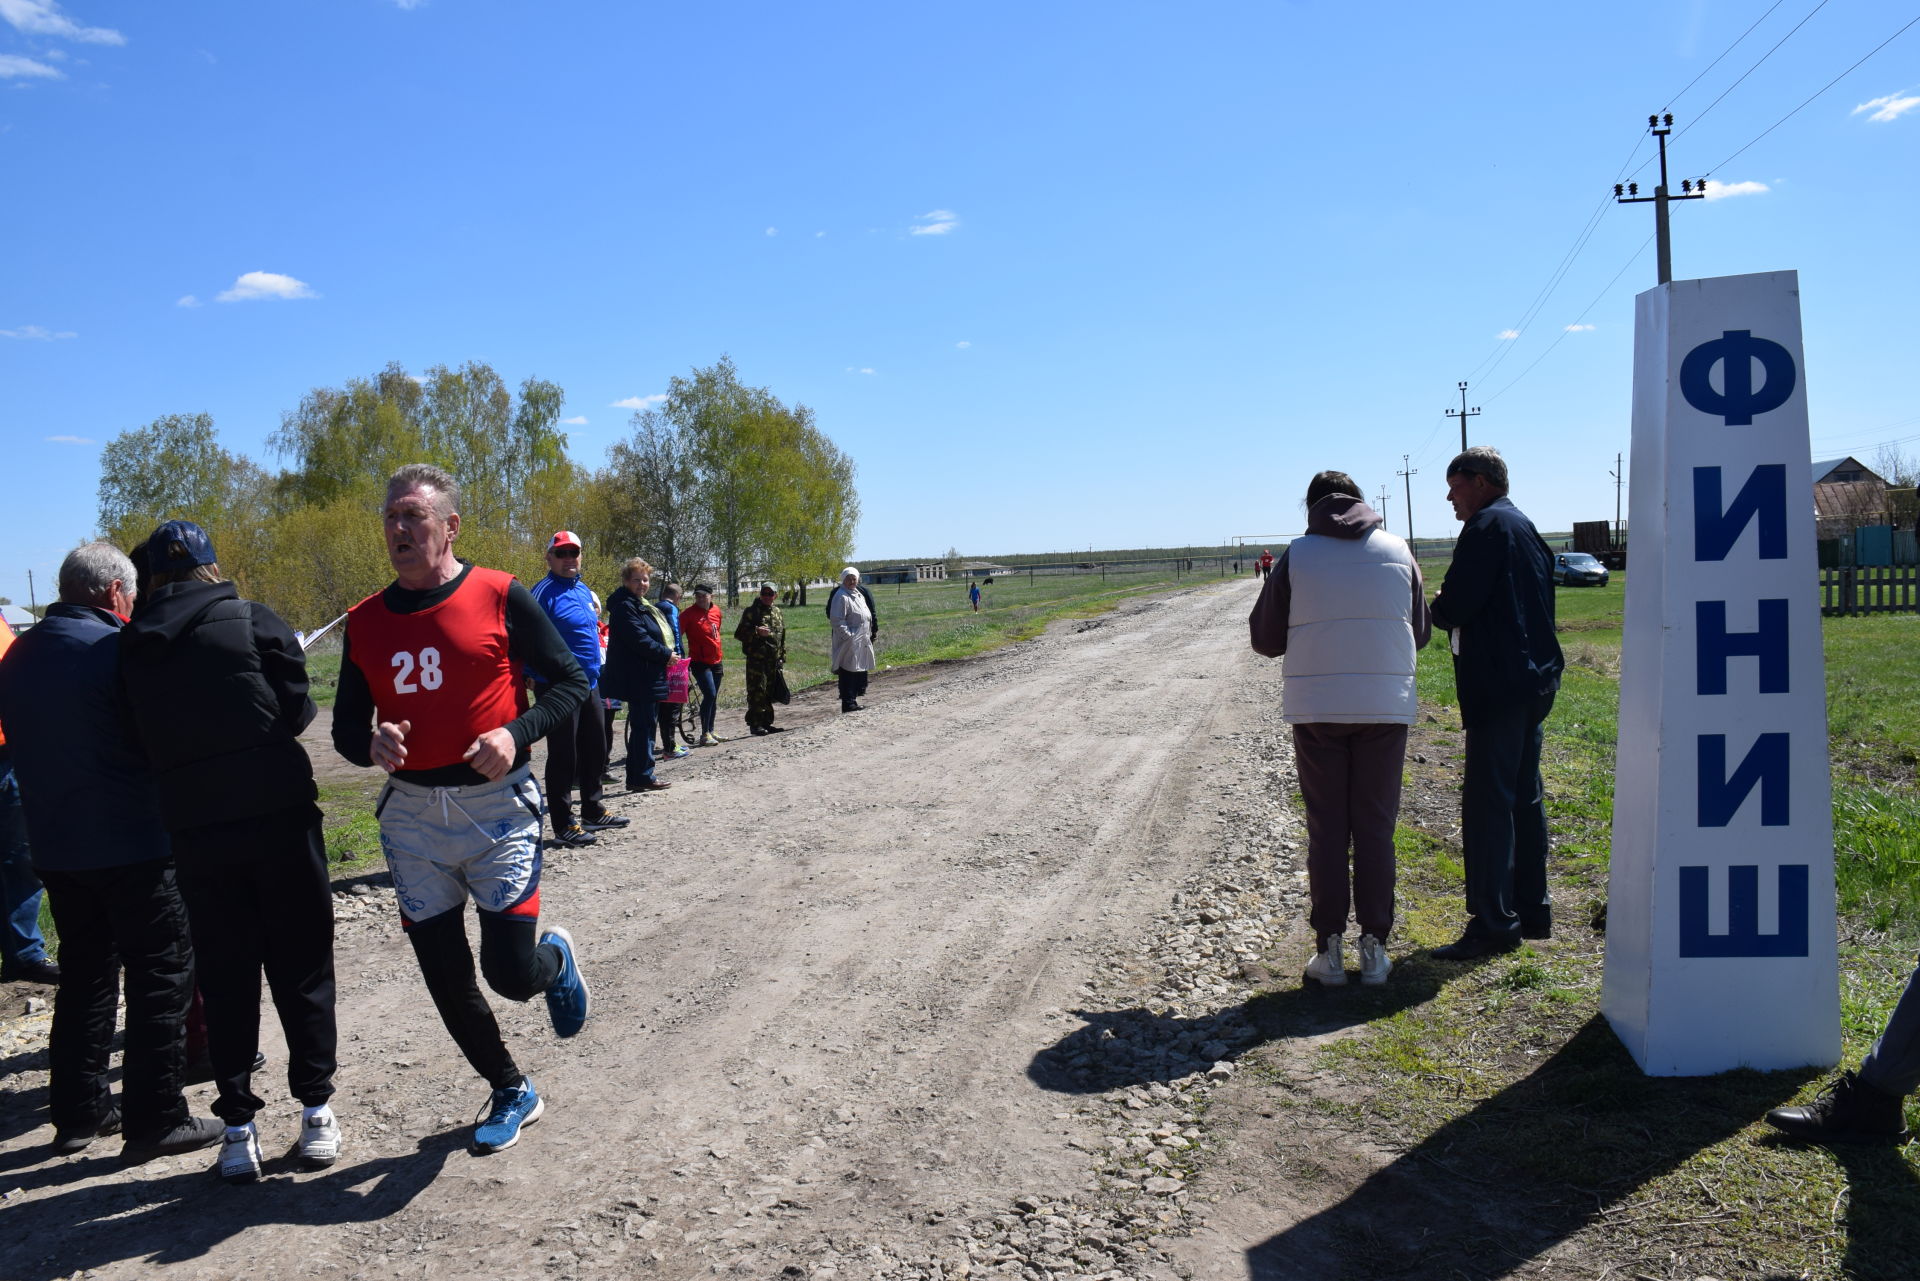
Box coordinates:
[1678,864,1810,957]
[1680,330,1797,425]
[1694,465,1788,561]
[1698,733,1790,827]
[1696,600,1790,695]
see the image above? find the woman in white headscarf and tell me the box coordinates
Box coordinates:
[828,566,876,713]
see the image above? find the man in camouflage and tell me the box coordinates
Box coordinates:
[733,583,786,736]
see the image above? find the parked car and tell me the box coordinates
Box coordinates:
[1553,551,1610,587]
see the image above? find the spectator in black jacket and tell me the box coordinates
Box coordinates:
[601,558,676,793]
[1428,447,1565,960]
[118,520,340,1184]
[0,542,223,1159]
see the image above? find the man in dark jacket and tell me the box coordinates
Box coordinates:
[118,520,340,1184]
[0,542,223,1159]
[600,558,676,792]
[1428,447,1565,959]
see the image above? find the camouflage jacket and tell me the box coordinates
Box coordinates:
[733,599,785,665]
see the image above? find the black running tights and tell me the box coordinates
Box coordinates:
[405,907,560,1090]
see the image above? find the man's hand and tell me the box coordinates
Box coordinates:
[755,625,772,637]
[463,727,517,781]
[371,720,411,773]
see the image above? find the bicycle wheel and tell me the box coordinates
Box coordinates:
[679,687,703,743]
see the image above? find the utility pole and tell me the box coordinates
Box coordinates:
[1446,382,1479,453]
[1610,451,1626,544]
[1376,485,1391,528]
[1397,455,1418,547]
[1614,113,1705,285]
[26,569,35,616]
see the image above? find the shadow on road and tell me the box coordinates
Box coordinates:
[1240,1015,1818,1279]
[6,1129,463,1280]
[1025,949,1474,1094]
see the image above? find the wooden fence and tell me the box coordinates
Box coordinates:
[1820,567,1920,616]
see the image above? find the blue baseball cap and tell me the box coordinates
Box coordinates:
[144,519,219,572]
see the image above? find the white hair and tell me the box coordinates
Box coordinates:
[59,541,136,605]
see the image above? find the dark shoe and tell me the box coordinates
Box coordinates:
[554,824,598,848]
[631,780,672,793]
[52,1106,121,1154]
[581,811,630,831]
[121,1114,224,1163]
[2,957,60,985]
[1766,1071,1911,1145]
[1520,914,1552,941]
[764,725,785,734]
[1431,932,1520,961]
[750,727,770,736]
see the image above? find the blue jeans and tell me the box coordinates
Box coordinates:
[626,701,657,786]
[691,662,722,736]
[1861,955,1920,1099]
[0,759,49,968]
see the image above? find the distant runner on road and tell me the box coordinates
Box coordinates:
[330,463,593,1155]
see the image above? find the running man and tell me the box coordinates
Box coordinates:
[331,464,592,1154]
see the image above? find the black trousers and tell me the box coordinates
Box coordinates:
[405,906,560,1090]
[172,805,338,1126]
[39,859,194,1142]
[837,669,869,709]
[537,681,608,833]
[1460,691,1556,940]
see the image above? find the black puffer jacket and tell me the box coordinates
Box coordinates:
[118,580,318,833]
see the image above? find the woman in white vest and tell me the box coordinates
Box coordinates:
[1249,471,1431,986]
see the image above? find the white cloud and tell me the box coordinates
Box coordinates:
[392,0,426,8]
[1565,323,1596,333]
[44,434,92,444]
[0,324,76,339]
[765,227,778,236]
[611,394,666,410]
[0,53,62,78]
[176,294,201,308]
[1703,179,1768,201]
[561,415,588,426]
[815,231,826,238]
[0,0,125,45]
[910,209,959,236]
[1854,91,1920,123]
[844,367,876,375]
[1497,329,1521,340]
[216,271,317,302]
[955,340,971,349]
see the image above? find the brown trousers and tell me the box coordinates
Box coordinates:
[1292,722,1407,948]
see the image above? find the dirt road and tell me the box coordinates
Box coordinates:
[2,575,1318,1280]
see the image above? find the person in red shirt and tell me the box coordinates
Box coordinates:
[678,583,726,746]
[330,463,594,1155]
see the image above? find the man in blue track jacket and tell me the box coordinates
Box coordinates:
[529,531,628,848]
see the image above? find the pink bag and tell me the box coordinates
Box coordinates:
[664,657,692,704]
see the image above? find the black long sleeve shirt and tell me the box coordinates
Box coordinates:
[330,563,588,786]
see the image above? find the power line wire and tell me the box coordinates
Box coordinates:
[1703,11,1920,174]
[1663,0,1792,114]
[1481,232,1656,408]
[1673,0,1834,141]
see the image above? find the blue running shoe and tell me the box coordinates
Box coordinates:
[471,1077,544,1154]
[542,926,590,1038]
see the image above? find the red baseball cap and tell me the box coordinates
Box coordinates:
[548,530,581,551]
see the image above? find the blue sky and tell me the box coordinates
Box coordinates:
[4,1,1917,604]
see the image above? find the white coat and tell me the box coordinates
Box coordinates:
[829,585,876,673]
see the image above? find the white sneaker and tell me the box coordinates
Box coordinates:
[1358,933,1392,986]
[297,1108,341,1169]
[219,1122,263,1184]
[1304,936,1347,987]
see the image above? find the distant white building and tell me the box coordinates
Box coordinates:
[1,603,38,635]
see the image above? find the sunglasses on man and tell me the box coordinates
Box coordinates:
[550,547,580,559]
